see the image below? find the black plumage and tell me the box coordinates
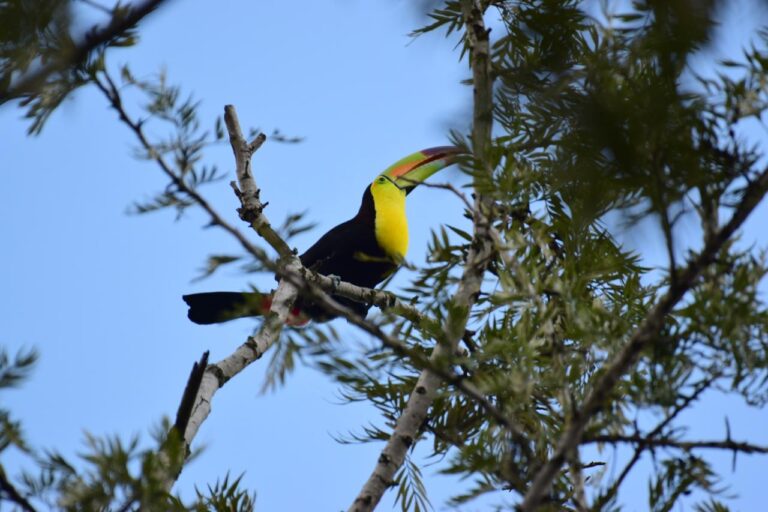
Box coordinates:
[183,186,398,324]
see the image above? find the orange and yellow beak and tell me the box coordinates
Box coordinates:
[380,146,464,194]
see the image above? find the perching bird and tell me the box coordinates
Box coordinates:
[182,146,462,326]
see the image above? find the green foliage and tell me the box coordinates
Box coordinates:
[275,210,317,242]
[114,66,228,218]
[695,499,732,512]
[4,404,258,510]
[0,0,72,88]
[308,1,768,509]
[0,0,76,133]
[0,0,148,133]
[648,456,722,512]
[0,348,38,464]
[0,347,37,390]
[6,0,768,510]
[192,473,256,512]
[394,455,431,512]
[261,324,340,394]
[193,255,242,282]
[0,351,260,510]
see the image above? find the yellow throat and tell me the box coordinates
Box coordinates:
[370,176,408,263]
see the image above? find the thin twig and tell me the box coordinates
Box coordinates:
[78,0,113,15]
[568,446,588,512]
[584,435,768,454]
[401,178,474,212]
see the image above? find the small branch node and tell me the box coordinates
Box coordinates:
[249,133,267,153]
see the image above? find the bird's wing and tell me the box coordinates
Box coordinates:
[299,218,363,271]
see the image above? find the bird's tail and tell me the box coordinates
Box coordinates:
[182,291,310,327]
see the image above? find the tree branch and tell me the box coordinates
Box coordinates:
[590,377,714,510]
[169,107,302,482]
[224,105,293,259]
[583,435,768,454]
[1,0,170,104]
[520,164,768,510]
[347,1,496,509]
[180,266,300,449]
[0,470,37,512]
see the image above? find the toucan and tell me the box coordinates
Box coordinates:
[182,146,462,326]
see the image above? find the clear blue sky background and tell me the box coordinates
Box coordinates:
[2,1,768,511]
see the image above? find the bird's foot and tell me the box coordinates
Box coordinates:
[328,274,342,292]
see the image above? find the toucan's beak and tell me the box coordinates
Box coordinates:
[380,146,464,194]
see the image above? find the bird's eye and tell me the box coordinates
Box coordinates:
[377,176,387,184]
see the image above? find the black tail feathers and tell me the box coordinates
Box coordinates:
[182,292,266,325]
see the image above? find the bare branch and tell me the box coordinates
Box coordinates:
[521,162,768,510]
[398,178,474,212]
[181,264,300,448]
[224,105,293,259]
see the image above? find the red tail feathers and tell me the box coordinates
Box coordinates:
[258,295,311,327]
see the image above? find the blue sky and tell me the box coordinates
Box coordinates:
[2,1,768,511]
